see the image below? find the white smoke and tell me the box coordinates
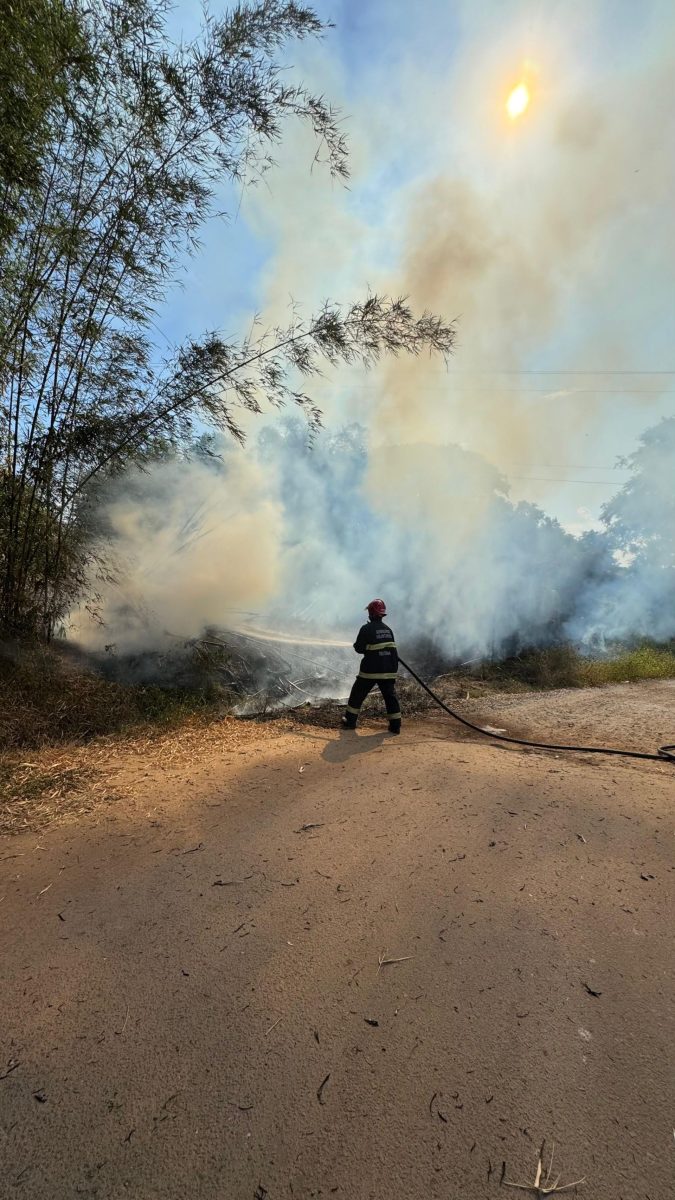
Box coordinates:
[72,1,675,667]
[563,417,675,647]
[76,417,674,667]
[71,453,284,651]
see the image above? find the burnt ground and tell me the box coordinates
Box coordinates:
[0,682,673,1199]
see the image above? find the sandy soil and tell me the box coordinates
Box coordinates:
[451,678,675,757]
[1,684,673,1199]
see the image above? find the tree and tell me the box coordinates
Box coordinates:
[0,0,87,245]
[602,417,675,569]
[562,418,675,648]
[0,0,455,640]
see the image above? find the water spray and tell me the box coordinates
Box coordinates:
[224,625,675,764]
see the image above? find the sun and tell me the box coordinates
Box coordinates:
[506,82,530,120]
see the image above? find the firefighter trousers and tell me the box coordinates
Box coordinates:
[345,677,401,729]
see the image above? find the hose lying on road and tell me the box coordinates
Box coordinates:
[398,656,675,765]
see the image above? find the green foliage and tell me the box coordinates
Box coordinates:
[0,0,88,240]
[578,644,675,685]
[475,642,675,690]
[0,0,455,640]
[602,416,675,568]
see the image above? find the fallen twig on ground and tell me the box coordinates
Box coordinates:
[377,949,414,974]
[502,1141,585,1195]
[429,1092,448,1123]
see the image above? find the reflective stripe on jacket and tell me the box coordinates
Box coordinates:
[353,618,398,679]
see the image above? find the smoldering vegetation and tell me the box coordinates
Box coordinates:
[65,415,675,705]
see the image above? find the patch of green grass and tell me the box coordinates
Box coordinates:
[577,644,675,685]
[474,642,675,691]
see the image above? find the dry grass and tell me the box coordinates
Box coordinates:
[0,645,270,835]
[0,644,223,751]
[0,703,294,837]
[0,757,105,836]
[2,638,673,836]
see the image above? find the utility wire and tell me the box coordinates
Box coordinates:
[341,386,675,395]
[499,463,629,470]
[442,369,675,376]
[507,477,627,485]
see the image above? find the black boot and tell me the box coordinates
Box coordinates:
[341,714,357,730]
[388,719,401,735]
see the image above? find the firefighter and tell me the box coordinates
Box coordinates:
[342,599,401,734]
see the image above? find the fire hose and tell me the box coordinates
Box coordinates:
[397,656,675,765]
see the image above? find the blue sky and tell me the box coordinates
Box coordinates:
[160,0,675,533]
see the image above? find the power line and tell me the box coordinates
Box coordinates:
[337,384,675,394]
[444,369,675,376]
[499,463,629,470]
[352,392,675,397]
[508,476,625,485]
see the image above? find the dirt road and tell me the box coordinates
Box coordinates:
[1,701,673,1199]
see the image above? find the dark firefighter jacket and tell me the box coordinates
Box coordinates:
[353,618,398,679]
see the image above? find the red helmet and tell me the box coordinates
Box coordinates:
[366,598,387,617]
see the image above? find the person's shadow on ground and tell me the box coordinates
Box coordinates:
[321,728,389,763]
